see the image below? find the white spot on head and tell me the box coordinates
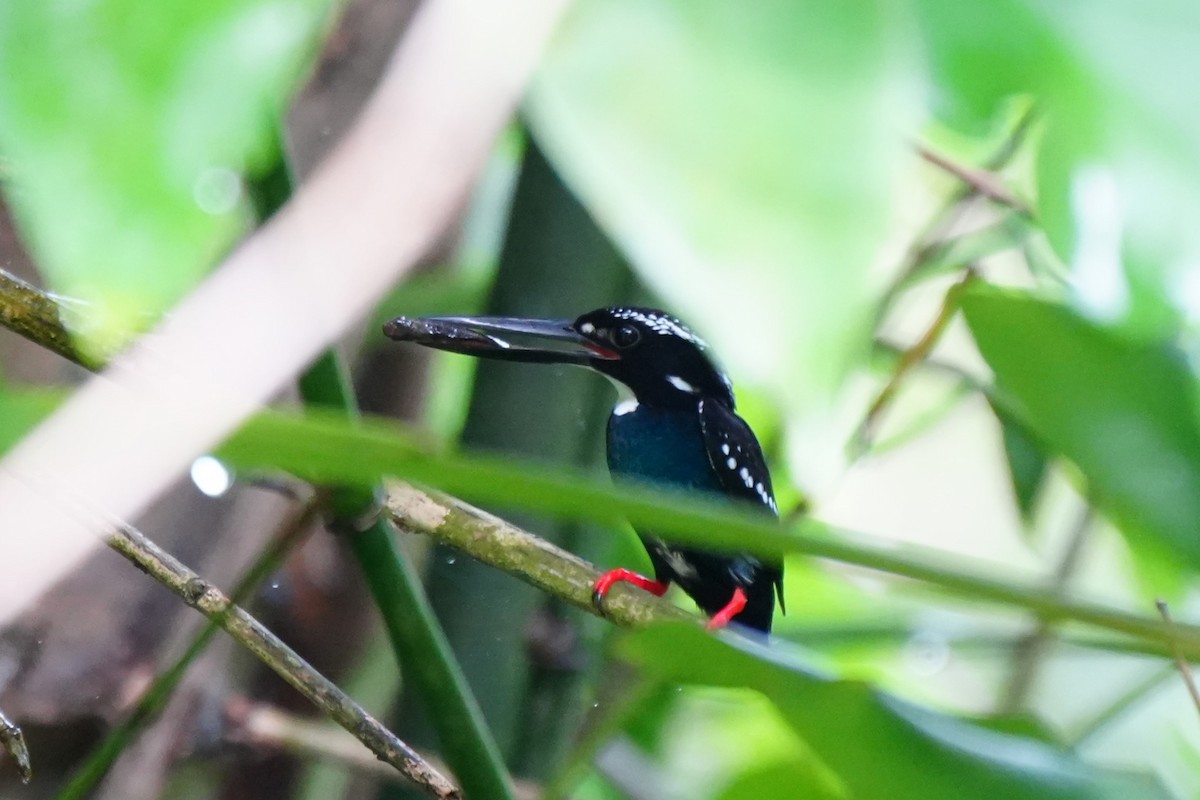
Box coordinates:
[726,457,736,469]
[614,398,639,416]
[666,375,698,393]
[608,308,708,348]
[580,322,595,334]
[191,456,233,497]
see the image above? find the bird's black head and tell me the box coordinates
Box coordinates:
[570,307,734,409]
[384,306,735,410]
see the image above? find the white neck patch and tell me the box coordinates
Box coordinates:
[613,398,639,416]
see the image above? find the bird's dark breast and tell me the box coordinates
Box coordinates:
[606,404,776,630]
[607,405,719,493]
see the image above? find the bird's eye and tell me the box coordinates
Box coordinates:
[611,325,641,349]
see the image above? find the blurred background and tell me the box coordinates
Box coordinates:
[2,0,1200,798]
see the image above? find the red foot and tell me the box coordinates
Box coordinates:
[706,587,748,630]
[592,568,669,611]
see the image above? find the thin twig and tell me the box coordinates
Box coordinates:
[226,697,415,785]
[105,524,460,799]
[57,493,325,800]
[1156,599,1200,717]
[881,107,1038,313]
[854,268,978,453]
[916,143,1031,215]
[1070,664,1176,747]
[225,698,543,800]
[0,707,31,783]
[998,506,1094,713]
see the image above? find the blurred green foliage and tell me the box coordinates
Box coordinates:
[4,0,1200,798]
[964,288,1200,570]
[622,624,1171,799]
[529,0,916,419]
[0,0,335,354]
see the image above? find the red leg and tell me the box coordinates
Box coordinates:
[706,587,748,630]
[592,568,669,611]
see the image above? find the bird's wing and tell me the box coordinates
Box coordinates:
[698,399,785,611]
[698,399,778,515]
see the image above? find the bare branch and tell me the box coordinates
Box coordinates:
[0,707,31,783]
[105,524,460,799]
[916,143,1032,215]
[1156,599,1200,718]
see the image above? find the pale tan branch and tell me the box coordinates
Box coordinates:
[106,524,459,799]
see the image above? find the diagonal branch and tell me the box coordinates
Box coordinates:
[0,269,92,369]
[0,707,31,783]
[105,523,459,799]
[386,482,694,628]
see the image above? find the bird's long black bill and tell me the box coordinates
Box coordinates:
[383,315,618,364]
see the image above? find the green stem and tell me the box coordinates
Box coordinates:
[1070,665,1175,748]
[211,405,1200,656]
[269,156,514,796]
[299,350,515,800]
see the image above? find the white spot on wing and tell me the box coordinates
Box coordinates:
[662,548,698,579]
[721,444,730,455]
[726,457,736,469]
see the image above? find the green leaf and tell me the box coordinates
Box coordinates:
[529,0,918,417]
[913,0,1200,336]
[990,397,1049,522]
[620,623,1171,800]
[715,761,845,800]
[962,287,1200,568]
[0,387,60,455]
[0,0,334,352]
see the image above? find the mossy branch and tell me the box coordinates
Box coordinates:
[0,269,93,369]
[386,482,693,628]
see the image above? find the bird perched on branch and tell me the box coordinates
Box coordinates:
[384,307,783,632]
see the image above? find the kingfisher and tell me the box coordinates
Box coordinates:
[384,307,783,632]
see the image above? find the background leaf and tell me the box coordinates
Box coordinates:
[913,0,1200,335]
[620,623,1170,800]
[963,286,1200,568]
[0,0,334,352]
[528,0,919,464]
